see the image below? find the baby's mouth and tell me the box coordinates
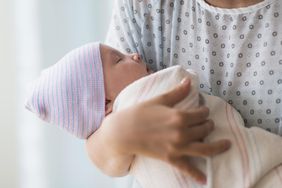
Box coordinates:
[146,65,153,74]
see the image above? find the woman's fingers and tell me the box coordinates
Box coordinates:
[168,120,214,149]
[182,140,231,157]
[183,120,215,141]
[147,78,191,107]
[181,107,210,126]
[168,156,207,184]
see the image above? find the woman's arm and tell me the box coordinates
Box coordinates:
[86,116,134,176]
[86,80,231,184]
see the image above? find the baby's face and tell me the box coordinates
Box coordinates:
[100,44,152,111]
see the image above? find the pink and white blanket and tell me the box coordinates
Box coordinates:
[113,66,282,188]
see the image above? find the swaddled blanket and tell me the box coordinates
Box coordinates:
[113,66,282,188]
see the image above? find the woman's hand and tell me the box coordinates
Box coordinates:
[87,79,230,184]
[99,79,230,184]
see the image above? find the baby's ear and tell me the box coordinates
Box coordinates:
[105,99,113,116]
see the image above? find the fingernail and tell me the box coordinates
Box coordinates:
[180,78,190,85]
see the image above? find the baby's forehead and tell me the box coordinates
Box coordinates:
[100,44,122,55]
[100,44,124,63]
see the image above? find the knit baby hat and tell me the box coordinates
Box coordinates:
[25,42,105,139]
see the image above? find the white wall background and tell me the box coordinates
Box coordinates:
[0,0,133,187]
[0,0,18,187]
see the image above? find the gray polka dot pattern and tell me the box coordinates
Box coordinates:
[106,0,282,135]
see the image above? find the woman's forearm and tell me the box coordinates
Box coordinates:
[86,117,135,177]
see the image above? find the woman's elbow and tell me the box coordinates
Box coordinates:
[85,137,130,177]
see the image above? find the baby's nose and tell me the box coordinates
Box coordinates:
[132,53,141,62]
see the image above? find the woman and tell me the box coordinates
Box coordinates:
[86,0,282,185]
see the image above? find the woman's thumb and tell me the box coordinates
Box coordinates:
[150,78,191,107]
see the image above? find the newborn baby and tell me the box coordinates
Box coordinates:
[25,42,151,139]
[25,43,282,188]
